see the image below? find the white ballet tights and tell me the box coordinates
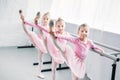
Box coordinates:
[38,49,43,74]
[72,73,79,80]
[52,59,58,80]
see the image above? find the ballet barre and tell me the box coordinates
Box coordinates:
[91,49,119,62]
[17,44,35,48]
[41,64,69,72]
[92,49,120,80]
[110,52,120,80]
[94,41,120,52]
[91,41,120,80]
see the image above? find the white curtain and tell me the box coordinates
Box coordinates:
[50,0,120,34]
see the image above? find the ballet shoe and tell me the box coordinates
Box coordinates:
[37,74,45,79]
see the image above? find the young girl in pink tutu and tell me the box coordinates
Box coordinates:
[48,18,75,80]
[56,24,104,80]
[19,11,50,79]
[36,12,50,79]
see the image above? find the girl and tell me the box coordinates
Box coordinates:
[56,24,104,80]
[36,12,50,79]
[48,18,74,80]
[19,11,50,79]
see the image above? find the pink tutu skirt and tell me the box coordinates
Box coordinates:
[27,30,48,53]
[46,34,66,64]
[64,45,85,79]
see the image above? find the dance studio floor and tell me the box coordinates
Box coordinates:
[0,47,90,80]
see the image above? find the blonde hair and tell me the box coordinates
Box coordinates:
[43,12,50,17]
[78,23,89,32]
[55,17,65,24]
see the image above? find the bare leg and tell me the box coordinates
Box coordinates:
[52,59,58,80]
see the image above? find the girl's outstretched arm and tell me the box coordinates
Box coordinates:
[90,40,104,53]
[55,33,76,43]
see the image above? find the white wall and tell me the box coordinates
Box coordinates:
[0,0,53,47]
[50,0,120,34]
[0,0,28,47]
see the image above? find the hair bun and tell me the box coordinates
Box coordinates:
[49,20,54,27]
[58,17,63,21]
[37,12,40,16]
[19,10,22,14]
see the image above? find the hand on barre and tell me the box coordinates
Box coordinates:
[91,49,119,62]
